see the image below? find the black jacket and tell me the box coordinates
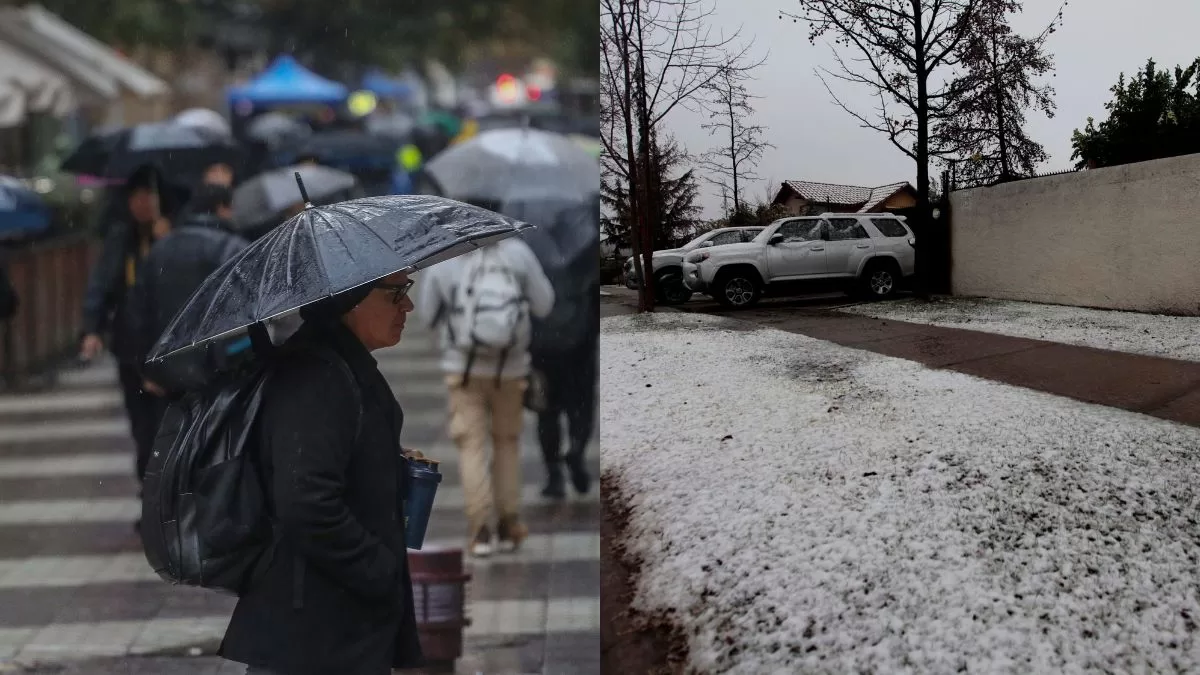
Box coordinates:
[82,170,185,362]
[81,215,153,362]
[127,214,246,371]
[219,321,423,675]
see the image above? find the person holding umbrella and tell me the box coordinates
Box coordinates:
[142,190,532,674]
[79,164,179,500]
[423,129,601,500]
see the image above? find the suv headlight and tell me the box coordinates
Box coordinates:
[685,251,710,264]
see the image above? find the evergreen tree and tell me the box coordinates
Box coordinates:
[601,132,702,250]
[935,0,1061,184]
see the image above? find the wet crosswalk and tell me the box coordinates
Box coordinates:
[0,323,600,674]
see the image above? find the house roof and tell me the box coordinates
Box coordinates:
[774,180,914,212]
[11,5,168,99]
[0,37,76,127]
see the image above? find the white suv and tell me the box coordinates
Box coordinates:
[622,226,764,304]
[681,213,916,308]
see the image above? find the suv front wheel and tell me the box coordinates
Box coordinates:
[714,269,762,308]
[655,268,693,305]
[858,260,900,300]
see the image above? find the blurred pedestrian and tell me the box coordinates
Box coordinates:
[174,161,236,225]
[0,248,16,389]
[417,237,554,556]
[0,247,16,323]
[202,161,235,187]
[531,265,599,498]
[126,184,247,458]
[220,274,424,675]
[79,165,174,491]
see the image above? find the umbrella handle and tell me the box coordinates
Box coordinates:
[294,171,313,209]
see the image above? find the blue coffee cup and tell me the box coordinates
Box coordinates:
[403,456,442,550]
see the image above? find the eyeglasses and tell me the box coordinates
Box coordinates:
[374,279,414,305]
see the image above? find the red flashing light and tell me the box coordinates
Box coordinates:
[497,73,515,86]
[527,85,542,101]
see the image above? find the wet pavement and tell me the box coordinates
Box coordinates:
[0,321,600,674]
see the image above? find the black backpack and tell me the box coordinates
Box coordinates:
[140,343,360,595]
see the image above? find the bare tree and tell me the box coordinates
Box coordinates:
[601,0,759,311]
[697,67,774,214]
[780,0,982,295]
[935,0,1063,186]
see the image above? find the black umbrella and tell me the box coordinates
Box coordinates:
[501,196,600,274]
[63,122,244,183]
[148,189,531,362]
[284,130,399,165]
[60,127,124,176]
[232,164,359,231]
[105,122,244,181]
[245,112,311,149]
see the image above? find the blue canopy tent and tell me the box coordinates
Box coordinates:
[360,69,414,100]
[227,55,348,108]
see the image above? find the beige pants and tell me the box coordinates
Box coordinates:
[445,374,527,541]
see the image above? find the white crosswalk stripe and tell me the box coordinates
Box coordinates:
[0,533,599,589]
[0,407,453,445]
[0,390,122,416]
[0,595,603,663]
[0,453,130,478]
[0,483,599,526]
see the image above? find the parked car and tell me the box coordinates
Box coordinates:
[623,226,764,304]
[681,213,915,308]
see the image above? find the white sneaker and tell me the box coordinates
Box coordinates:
[470,527,493,557]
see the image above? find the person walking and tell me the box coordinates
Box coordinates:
[126,184,248,465]
[417,236,554,556]
[530,269,599,498]
[219,272,424,675]
[79,165,174,490]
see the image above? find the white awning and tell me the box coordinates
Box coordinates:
[0,11,118,102]
[0,38,76,127]
[14,5,168,99]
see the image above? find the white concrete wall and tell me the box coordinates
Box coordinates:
[949,153,1200,315]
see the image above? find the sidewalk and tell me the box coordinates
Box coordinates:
[699,305,1200,428]
[0,322,600,674]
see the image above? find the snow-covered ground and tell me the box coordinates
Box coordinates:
[601,312,1200,674]
[840,296,1200,362]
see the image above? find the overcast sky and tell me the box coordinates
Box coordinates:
[667,0,1200,218]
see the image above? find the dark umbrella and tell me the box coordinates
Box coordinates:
[60,127,124,176]
[285,130,398,166]
[232,164,358,231]
[424,128,599,204]
[148,189,531,362]
[501,195,600,274]
[245,112,312,149]
[105,122,244,181]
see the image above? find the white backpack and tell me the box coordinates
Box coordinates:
[446,248,529,383]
